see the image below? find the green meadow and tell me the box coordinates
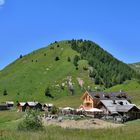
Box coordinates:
[0,113,140,140]
[0,41,95,103]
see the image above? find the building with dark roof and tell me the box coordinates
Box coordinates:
[80,91,140,119]
[0,104,9,110]
[80,91,130,109]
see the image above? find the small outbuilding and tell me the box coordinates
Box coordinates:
[17,102,27,112]
[17,101,42,112]
[0,104,9,110]
[43,103,53,111]
[6,101,14,108]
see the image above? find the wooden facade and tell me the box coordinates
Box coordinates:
[80,91,100,110]
[80,91,140,120]
[17,102,42,112]
[0,104,9,111]
[17,102,27,112]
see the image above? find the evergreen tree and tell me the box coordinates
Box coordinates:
[95,75,100,85]
[19,54,23,59]
[73,55,80,66]
[67,57,71,62]
[45,87,53,98]
[3,89,8,96]
[55,56,60,61]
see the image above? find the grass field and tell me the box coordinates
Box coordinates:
[0,110,23,130]
[0,110,139,140]
[0,118,139,140]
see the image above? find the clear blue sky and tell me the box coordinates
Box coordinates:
[0,0,140,70]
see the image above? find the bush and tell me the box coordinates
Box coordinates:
[73,55,80,67]
[18,110,43,131]
[55,56,60,61]
[67,57,71,62]
[76,67,79,70]
[50,46,54,50]
[45,87,54,98]
[51,106,58,115]
[3,89,8,96]
[83,66,88,71]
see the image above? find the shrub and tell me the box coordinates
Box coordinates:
[18,110,43,131]
[83,66,88,71]
[55,56,60,61]
[50,46,54,50]
[3,89,8,96]
[67,57,71,62]
[73,55,80,66]
[51,106,58,115]
[76,67,79,70]
[45,87,54,98]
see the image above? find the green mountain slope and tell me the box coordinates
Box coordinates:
[69,39,137,87]
[0,41,95,103]
[129,62,140,73]
[0,40,138,106]
[106,80,140,105]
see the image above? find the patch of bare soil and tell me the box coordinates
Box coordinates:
[43,119,123,129]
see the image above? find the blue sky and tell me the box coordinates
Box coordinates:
[0,0,140,69]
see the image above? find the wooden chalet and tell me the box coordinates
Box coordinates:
[6,101,14,108]
[17,102,42,112]
[17,102,27,112]
[0,104,9,110]
[26,102,42,111]
[80,91,140,119]
[43,103,53,111]
[80,91,130,110]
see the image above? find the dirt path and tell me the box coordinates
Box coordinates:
[43,119,123,129]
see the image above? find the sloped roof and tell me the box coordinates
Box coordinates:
[85,108,103,112]
[100,100,136,113]
[18,101,42,107]
[6,101,14,104]
[27,102,38,106]
[116,105,134,112]
[0,104,8,107]
[43,103,53,107]
[18,102,26,106]
[88,91,128,100]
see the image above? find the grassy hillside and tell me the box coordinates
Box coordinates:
[70,39,137,88]
[106,80,140,105]
[0,40,139,107]
[0,41,96,104]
